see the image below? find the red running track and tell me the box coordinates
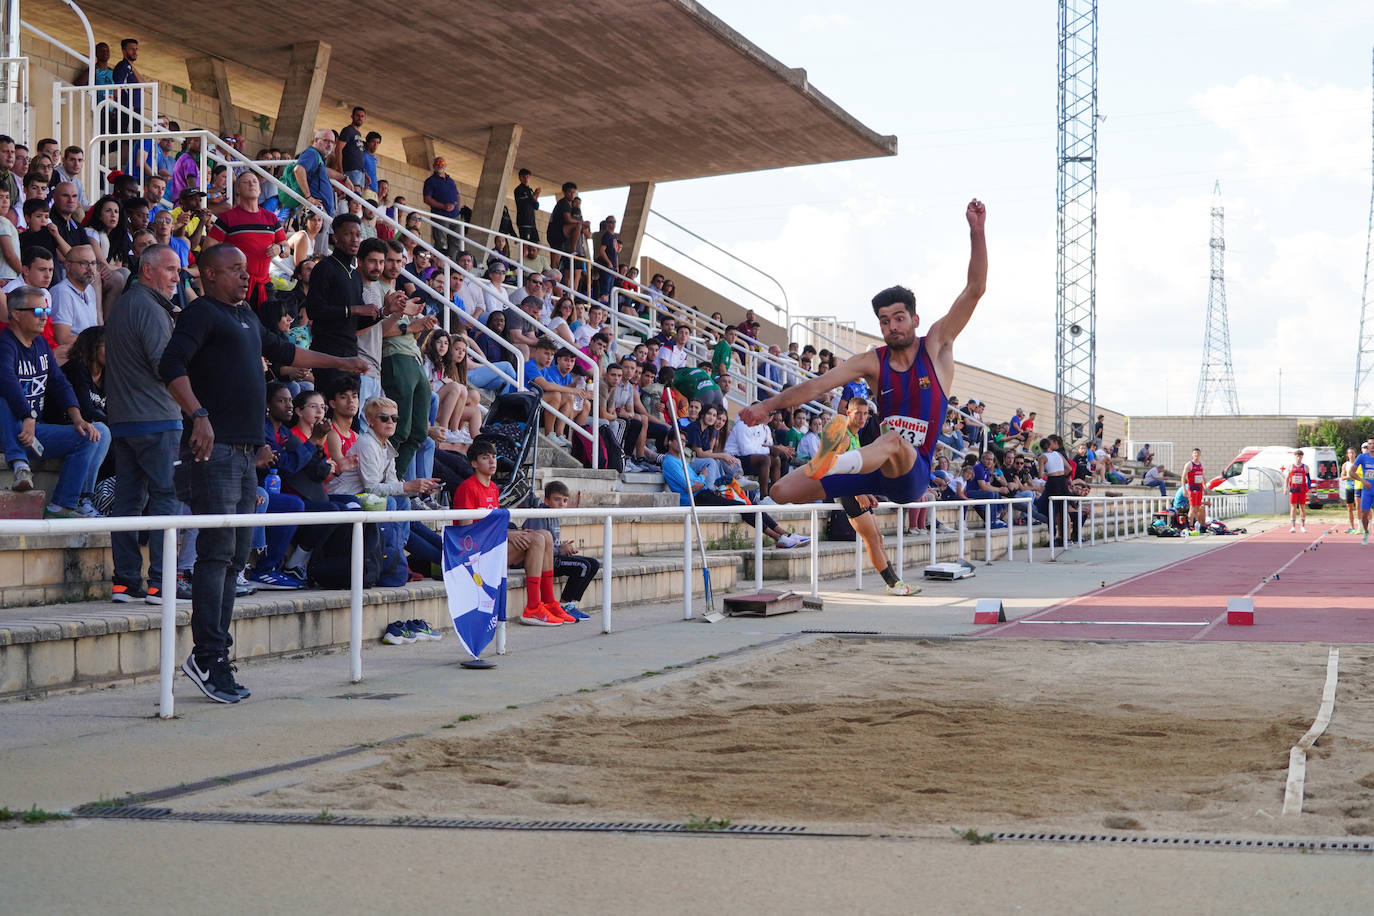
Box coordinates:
[977,525,1374,643]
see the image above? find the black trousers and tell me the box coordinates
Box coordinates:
[692,490,777,530]
[554,554,600,602]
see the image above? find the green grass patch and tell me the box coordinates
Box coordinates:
[951,827,996,845]
[683,814,733,831]
[457,713,479,722]
[0,805,73,824]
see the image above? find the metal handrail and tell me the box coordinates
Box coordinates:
[397,265,523,394]
[335,180,600,464]
[2,493,1040,718]
[646,207,789,324]
[790,316,859,360]
[1046,492,1248,559]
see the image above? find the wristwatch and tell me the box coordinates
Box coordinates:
[191,407,209,420]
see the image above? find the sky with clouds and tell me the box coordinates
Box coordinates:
[577,0,1374,418]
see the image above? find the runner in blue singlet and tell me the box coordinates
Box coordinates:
[737,199,988,508]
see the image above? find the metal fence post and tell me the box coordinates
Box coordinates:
[754,508,764,592]
[601,516,612,634]
[350,521,363,683]
[158,526,178,719]
[895,512,904,579]
[809,508,819,598]
[683,514,693,620]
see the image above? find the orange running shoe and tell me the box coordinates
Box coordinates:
[804,416,853,479]
[542,602,577,623]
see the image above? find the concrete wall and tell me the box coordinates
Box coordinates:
[1125,416,1305,475]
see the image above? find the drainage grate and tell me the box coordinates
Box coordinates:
[73,805,844,836]
[801,628,883,635]
[992,832,1374,854]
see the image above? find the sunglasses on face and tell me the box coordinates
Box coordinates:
[375,414,399,423]
[14,305,51,317]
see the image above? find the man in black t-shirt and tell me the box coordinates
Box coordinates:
[546,181,577,259]
[336,106,367,189]
[160,244,367,705]
[514,168,540,242]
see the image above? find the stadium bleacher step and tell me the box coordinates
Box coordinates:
[0,552,743,698]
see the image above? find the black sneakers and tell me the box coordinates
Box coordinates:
[181,653,245,704]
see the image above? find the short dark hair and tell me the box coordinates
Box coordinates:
[357,237,388,261]
[21,198,48,218]
[331,213,362,233]
[518,168,531,177]
[468,440,497,461]
[120,38,138,51]
[561,181,577,193]
[197,243,242,271]
[329,374,360,397]
[63,145,82,158]
[544,480,570,499]
[364,131,381,143]
[20,245,52,267]
[383,238,405,254]
[555,348,577,361]
[871,285,916,316]
[266,380,290,404]
[535,337,558,352]
[351,105,366,116]
[0,134,12,146]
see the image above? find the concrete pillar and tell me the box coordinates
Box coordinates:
[268,41,331,154]
[469,123,522,247]
[619,180,656,271]
[401,134,436,171]
[186,56,236,137]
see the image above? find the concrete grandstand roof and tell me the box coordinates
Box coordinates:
[66,0,897,190]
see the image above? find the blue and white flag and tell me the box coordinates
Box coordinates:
[442,510,509,659]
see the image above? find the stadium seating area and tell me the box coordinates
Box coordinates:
[0,33,1162,696]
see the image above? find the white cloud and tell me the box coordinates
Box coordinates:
[1191,76,1368,191]
[799,12,853,31]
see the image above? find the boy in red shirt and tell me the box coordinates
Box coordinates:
[1286,449,1311,534]
[452,441,572,627]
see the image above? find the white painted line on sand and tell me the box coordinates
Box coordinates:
[1282,647,1340,816]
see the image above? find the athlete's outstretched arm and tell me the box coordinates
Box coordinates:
[738,351,877,427]
[926,199,987,356]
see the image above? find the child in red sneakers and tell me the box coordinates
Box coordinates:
[452,442,571,627]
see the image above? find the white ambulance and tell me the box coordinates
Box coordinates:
[1207,446,1339,509]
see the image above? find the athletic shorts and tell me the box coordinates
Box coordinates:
[839,495,872,519]
[1362,488,1374,512]
[821,452,930,505]
[1289,490,1308,506]
[1346,488,1358,505]
[1187,488,1204,508]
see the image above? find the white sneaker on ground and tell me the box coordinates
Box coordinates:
[1289,525,1296,533]
[886,579,920,597]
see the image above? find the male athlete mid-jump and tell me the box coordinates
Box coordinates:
[738,199,987,506]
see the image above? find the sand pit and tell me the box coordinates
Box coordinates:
[236,639,1374,836]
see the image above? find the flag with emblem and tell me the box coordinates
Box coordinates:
[442,510,509,659]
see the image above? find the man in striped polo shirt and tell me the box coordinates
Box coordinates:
[207,171,287,316]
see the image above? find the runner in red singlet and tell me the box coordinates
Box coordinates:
[1182,447,1208,532]
[737,199,988,508]
[1286,449,1311,533]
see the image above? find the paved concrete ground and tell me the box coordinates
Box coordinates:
[7,516,1372,913]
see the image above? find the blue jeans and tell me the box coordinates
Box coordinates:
[344,169,365,189]
[110,429,181,586]
[359,373,382,407]
[258,491,303,569]
[186,443,257,660]
[0,399,101,508]
[84,421,110,495]
[1146,479,1168,496]
[468,362,515,395]
[386,495,442,570]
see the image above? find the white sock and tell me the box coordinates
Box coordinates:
[285,546,311,571]
[829,451,864,476]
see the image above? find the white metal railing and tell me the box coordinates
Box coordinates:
[1126,440,1174,474]
[0,494,1038,718]
[58,79,158,180]
[336,181,599,463]
[21,4,94,83]
[790,316,860,361]
[1047,493,1248,560]
[0,57,31,145]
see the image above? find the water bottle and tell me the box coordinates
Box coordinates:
[264,468,281,494]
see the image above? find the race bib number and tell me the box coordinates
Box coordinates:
[880,415,929,447]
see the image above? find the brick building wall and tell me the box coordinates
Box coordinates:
[1124,416,1306,476]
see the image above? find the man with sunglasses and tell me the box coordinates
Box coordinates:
[159,244,370,704]
[0,285,102,516]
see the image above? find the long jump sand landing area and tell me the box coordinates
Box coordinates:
[193,638,1374,838]
[978,525,1374,642]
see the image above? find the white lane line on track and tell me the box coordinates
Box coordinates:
[1193,530,1329,640]
[1282,647,1340,816]
[976,528,1257,636]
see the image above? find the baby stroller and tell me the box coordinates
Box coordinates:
[473,390,542,508]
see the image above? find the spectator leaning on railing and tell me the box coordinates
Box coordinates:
[159,244,369,706]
